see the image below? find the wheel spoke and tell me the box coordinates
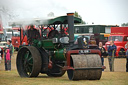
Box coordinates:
[28,63,33,66]
[22,51,33,75]
[25,51,30,60]
[24,65,31,73]
[28,66,32,73]
[24,67,29,72]
[17,46,42,77]
[28,57,32,61]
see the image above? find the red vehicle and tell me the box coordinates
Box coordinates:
[11,27,28,50]
[0,20,7,58]
[0,20,5,41]
[12,25,60,50]
[104,27,128,57]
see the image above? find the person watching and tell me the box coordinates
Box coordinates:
[125,42,128,72]
[108,40,117,72]
[98,42,106,71]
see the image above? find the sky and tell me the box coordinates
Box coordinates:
[0,0,128,26]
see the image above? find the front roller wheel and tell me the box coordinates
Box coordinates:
[67,54,102,80]
[16,46,42,77]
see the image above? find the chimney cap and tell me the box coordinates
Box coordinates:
[67,13,74,16]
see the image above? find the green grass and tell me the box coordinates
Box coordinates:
[0,52,128,85]
[0,70,128,85]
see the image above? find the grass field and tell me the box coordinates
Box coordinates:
[0,71,128,85]
[0,52,128,85]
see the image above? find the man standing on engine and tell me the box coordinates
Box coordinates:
[27,25,41,44]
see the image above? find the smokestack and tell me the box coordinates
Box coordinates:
[67,13,74,44]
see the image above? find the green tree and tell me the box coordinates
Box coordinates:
[74,11,86,24]
[121,23,128,27]
[74,11,79,17]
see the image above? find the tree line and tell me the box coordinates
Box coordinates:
[121,23,128,27]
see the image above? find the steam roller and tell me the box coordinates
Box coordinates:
[14,12,103,80]
[67,54,102,80]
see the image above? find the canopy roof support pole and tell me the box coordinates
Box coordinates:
[60,24,62,37]
[67,13,74,44]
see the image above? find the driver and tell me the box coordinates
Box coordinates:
[27,25,41,44]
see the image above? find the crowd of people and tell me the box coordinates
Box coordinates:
[0,40,13,71]
[98,40,128,72]
[98,41,117,72]
[4,40,13,71]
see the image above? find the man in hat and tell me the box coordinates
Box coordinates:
[27,25,41,44]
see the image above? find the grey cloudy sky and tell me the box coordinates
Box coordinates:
[0,0,128,26]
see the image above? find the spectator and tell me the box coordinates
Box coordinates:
[98,42,106,71]
[108,40,117,72]
[0,47,2,63]
[6,49,11,71]
[7,40,13,58]
[0,56,1,63]
[27,25,41,45]
[4,40,13,71]
[125,42,128,72]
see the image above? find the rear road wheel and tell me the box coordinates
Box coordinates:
[16,46,42,77]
